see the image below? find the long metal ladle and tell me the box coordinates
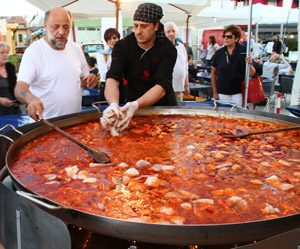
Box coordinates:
[222,125,300,139]
[42,119,111,164]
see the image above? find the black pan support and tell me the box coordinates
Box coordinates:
[1,107,300,246]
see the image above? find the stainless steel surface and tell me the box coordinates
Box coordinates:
[2,107,300,246]
[0,183,71,249]
[234,227,300,249]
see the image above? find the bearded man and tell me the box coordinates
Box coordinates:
[15,7,98,120]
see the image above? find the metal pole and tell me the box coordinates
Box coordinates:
[243,0,253,108]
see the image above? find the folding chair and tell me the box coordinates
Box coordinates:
[263,66,278,112]
[278,74,294,106]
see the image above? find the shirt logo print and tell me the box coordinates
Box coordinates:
[142,70,151,81]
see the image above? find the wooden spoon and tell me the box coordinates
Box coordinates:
[222,125,300,139]
[42,119,111,164]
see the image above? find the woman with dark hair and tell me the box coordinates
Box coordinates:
[211,25,256,107]
[96,28,121,101]
[205,35,219,66]
[0,42,21,115]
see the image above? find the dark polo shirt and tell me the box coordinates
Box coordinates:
[107,33,177,106]
[211,43,246,95]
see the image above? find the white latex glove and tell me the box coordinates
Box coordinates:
[100,103,120,130]
[118,101,139,131]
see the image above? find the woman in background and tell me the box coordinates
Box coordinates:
[205,36,219,66]
[96,28,121,102]
[0,42,20,115]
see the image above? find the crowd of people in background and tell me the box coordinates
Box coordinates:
[0,3,295,133]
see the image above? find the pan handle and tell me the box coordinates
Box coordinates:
[0,124,24,143]
[212,99,239,112]
[0,165,8,182]
[16,190,62,210]
[92,101,108,115]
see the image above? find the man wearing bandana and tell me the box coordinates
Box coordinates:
[101,3,177,135]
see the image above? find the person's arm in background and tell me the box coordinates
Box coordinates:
[211,67,218,100]
[96,52,108,82]
[79,51,98,88]
[211,53,218,100]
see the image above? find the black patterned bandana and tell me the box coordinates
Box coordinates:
[133,3,163,23]
[133,3,165,40]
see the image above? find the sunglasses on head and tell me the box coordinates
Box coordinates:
[222,35,234,39]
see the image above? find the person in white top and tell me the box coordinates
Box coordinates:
[96,28,121,102]
[205,36,219,66]
[164,21,189,101]
[15,7,98,121]
[262,54,292,85]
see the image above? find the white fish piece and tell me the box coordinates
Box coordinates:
[136,160,151,168]
[144,175,160,187]
[262,203,280,214]
[124,168,140,177]
[83,177,97,183]
[151,164,175,172]
[160,207,175,215]
[180,202,192,210]
[97,202,105,210]
[169,216,185,225]
[278,159,290,167]
[265,175,280,184]
[215,163,232,169]
[65,165,79,178]
[77,170,89,180]
[228,196,248,207]
[117,162,129,168]
[187,145,196,150]
[280,183,295,191]
[89,162,114,167]
[193,198,215,205]
[44,174,57,181]
[45,180,60,185]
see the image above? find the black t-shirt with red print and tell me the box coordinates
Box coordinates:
[106,33,177,106]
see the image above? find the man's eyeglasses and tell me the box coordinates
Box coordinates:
[222,35,234,39]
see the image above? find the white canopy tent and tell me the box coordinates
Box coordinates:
[197,3,299,25]
[25,0,210,26]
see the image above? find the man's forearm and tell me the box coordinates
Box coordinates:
[14,81,36,105]
[105,78,120,105]
[136,84,166,109]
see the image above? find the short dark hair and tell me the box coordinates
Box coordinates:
[209,36,216,45]
[223,25,242,42]
[104,28,120,43]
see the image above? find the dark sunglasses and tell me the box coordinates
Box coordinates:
[222,35,234,39]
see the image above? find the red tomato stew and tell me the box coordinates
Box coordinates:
[11,115,300,224]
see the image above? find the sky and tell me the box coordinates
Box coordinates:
[0,0,44,19]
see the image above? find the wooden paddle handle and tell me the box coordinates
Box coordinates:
[247,125,300,136]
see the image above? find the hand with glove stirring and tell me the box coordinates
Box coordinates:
[100,103,121,136]
[118,101,139,132]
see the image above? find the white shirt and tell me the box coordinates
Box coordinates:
[262,56,291,82]
[96,47,112,82]
[206,43,219,60]
[172,42,188,92]
[18,38,89,119]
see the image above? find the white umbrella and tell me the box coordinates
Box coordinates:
[198,3,298,25]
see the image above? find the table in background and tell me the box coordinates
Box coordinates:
[189,83,212,99]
